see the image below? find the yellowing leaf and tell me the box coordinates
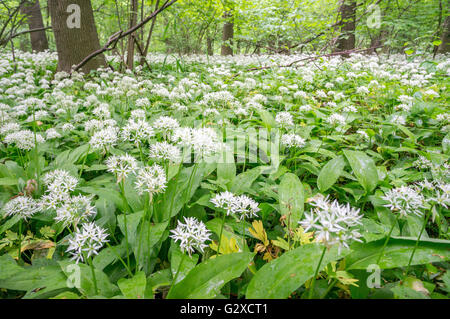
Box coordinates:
[209,235,240,257]
[335,271,359,287]
[248,220,269,246]
[294,226,314,245]
[272,237,290,250]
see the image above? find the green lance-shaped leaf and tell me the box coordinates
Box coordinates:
[343,150,379,193]
[246,244,350,299]
[278,173,304,226]
[317,155,346,192]
[166,252,254,299]
[346,237,450,270]
[117,271,147,299]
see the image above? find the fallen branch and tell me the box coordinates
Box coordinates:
[133,35,151,71]
[268,0,383,54]
[71,0,177,73]
[241,45,384,74]
[0,26,51,46]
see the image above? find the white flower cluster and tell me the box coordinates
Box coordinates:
[134,164,167,197]
[149,141,181,163]
[210,191,260,220]
[170,217,211,256]
[0,122,20,135]
[171,127,224,158]
[105,153,138,182]
[416,179,450,210]
[43,168,77,190]
[89,126,119,152]
[327,113,346,126]
[281,133,306,149]
[299,196,363,253]
[121,119,154,145]
[55,195,96,227]
[275,111,294,127]
[41,170,96,226]
[152,116,179,137]
[1,196,41,220]
[390,114,406,126]
[382,186,425,217]
[413,156,432,169]
[66,222,109,263]
[4,129,45,150]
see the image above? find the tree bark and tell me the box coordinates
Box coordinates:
[48,0,106,73]
[141,0,160,66]
[126,0,138,69]
[334,0,356,54]
[207,35,213,55]
[221,10,233,56]
[20,0,48,52]
[438,12,450,53]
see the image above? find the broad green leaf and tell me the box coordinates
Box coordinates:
[230,166,263,194]
[343,150,379,193]
[246,244,349,299]
[0,215,20,235]
[59,260,119,298]
[79,186,124,211]
[206,218,247,251]
[443,133,450,155]
[133,220,169,274]
[217,159,236,185]
[0,177,17,186]
[317,155,346,192]
[50,291,81,299]
[170,245,199,284]
[257,109,277,129]
[0,255,68,299]
[346,237,450,270]
[95,197,116,234]
[156,163,215,222]
[144,268,172,299]
[118,271,147,299]
[93,240,127,271]
[166,252,254,299]
[278,173,304,225]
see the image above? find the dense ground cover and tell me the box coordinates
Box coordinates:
[0,50,449,299]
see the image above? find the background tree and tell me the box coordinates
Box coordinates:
[221,1,234,55]
[20,0,48,52]
[126,0,138,69]
[48,0,106,72]
[334,0,356,53]
[437,1,450,53]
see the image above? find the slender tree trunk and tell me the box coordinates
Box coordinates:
[141,0,160,66]
[20,0,48,52]
[48,0,106,72]
[334,0,356,53]
[126,0,138,69]
[438,11,450,53]
[221,9,234,56]
[207,35,213,55]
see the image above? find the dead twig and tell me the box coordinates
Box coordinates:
[71,0,177,73]
[237,45,384,76]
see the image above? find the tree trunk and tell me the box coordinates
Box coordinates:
[221,10,234,56]
[20,0,48,52]
[126,0,138,69]
[438,13,450,53]
[334,0,356,53]
[48,0,106,73]
[207,35,213,55]
[141,0,160,66]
